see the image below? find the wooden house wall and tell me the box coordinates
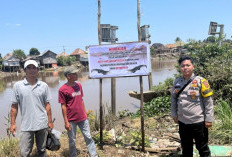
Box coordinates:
[40,51,57,65]
[3,55,20,67]
[3,60,20,67]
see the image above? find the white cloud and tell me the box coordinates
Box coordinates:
[5,23,22,27]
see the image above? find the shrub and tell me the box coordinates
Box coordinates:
[144,96,171,117]
[92,130,112,145]
[151,78,174,96]
[0,138,19,156]
[132,96,171,118]
[120,130,150,147]
[190,43,232,101]
[210,100,232,144]
[57,56,76,66]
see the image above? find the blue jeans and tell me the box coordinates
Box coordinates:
[68,119,98,157]
[20,128,48,157]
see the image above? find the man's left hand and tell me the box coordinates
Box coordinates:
[205,122,212,128]
[48,122,54,130]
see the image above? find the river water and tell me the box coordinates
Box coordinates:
[0,59,177,138]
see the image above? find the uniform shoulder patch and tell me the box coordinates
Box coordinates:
[201,78,213,97]
[192,79,198,84]
[202,80,209,88]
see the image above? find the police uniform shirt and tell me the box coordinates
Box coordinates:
[171,74,214,124]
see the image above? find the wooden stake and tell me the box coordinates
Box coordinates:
[98,0,104,150]
[99,78,103,149]
[111,78,116,115]
[139,76,145,152]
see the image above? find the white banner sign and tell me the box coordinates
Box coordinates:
[88,41,151,78]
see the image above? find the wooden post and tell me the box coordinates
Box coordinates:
[111,38,116,116]
[137,0,141,41]
[98,0,101,45]
[99,78,103,150]
[148,72,152,90]
[98,0,104,150]
[137,0,152,90]
[111,78,116,115]
[138,0,145,152]
[139,76,145,152]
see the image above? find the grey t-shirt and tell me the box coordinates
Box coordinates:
[11,78,52,131]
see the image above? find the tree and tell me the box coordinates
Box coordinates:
[29,48,40,56]
[175,37,185,47]
[184,38,200,51]
[175,37,181,43]
[0,53,2,63]
[186,38,197,43]
[205,36,217,43]
[0,53,2,70]
[150,46,156,55]
[57,56,76,66]
[13,49,26,60]
[57,56,65,66]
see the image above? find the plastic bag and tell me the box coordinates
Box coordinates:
[51,129,61,139]
[46,130,61,151]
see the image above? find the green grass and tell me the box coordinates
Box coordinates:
[0,137,20,156]
[210,100,232,144]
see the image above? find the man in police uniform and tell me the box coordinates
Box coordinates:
[171,56,214,157]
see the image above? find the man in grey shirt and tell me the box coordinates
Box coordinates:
[10,60,53,157]
[171,56,214,157]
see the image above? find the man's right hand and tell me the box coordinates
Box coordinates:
[173,117,178,124]
[10,124,17,136]
[65,122,71,131]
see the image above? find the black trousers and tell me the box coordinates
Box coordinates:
[179,121,211,157]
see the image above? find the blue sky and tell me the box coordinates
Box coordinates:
[0,0,231,57]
